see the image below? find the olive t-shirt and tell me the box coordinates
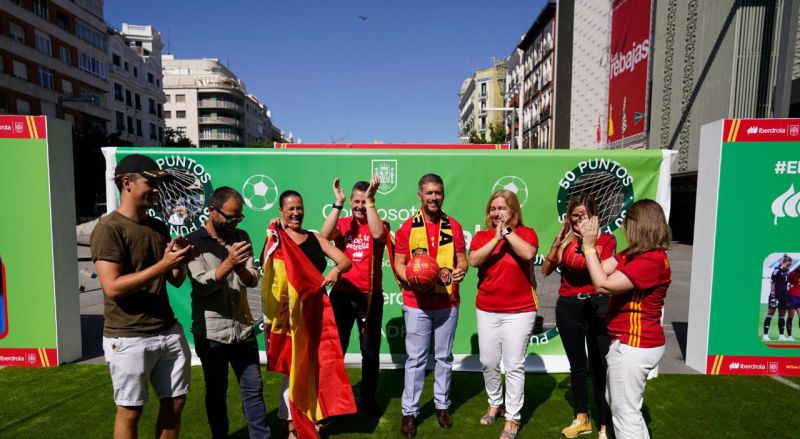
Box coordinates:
[90,211,177,337]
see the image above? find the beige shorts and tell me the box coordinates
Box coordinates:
[102,323,191,406]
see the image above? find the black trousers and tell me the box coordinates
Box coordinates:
[330,288,383,402]
[556,294,611,426]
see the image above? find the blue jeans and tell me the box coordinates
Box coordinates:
[194,334,270,439]
[401,305,459,417]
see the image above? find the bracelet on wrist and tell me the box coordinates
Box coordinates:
[332,204,344,210]
[583,247,597,255]
[366,201,376,208]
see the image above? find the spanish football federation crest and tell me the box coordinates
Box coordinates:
[372,160,397,194]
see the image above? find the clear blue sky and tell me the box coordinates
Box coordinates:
[106,0,546,143]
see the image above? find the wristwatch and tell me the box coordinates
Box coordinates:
[501,226,513,237]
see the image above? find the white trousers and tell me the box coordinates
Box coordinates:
[605,340,664,439]
[476,309,536,420]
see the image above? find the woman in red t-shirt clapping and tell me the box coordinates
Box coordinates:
[578,199,672,439]
[542,193,615,439]
[468,190,538,439]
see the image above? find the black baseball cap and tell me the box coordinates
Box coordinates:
[114,154,169,180]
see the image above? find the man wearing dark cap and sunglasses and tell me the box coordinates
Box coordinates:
[186,186,270,439]
[90,154,194,439]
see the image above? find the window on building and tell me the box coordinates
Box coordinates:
[127,116,133,134]
[164,110,171,119]
[136,119,142,136]
[125,90,132,107]
[112,53,120,66]
[176,126,187,135]
[59,46,71,64]
[158,127,163,143]
[78,51,108,79]
[0,54,4,73]
[0,94,8,114]
[38,65,54,90]
[165,94,171,102]
[56,11,69,31]
[148,98,156,115]
[176,111,186,119]
[33,0,48,19]
[156,79,160,87]
[481,83,487,97]
[150,123,157,140]
[35,30,52,56]
[124,61,128,71]
[135,93,141,110]
[133,67,138,78]
[480,116,486,131]
[76,20,106,50]
[114,83,123,101]
[147,72,154,84]
[175,94,186,103]
[62,79,73,96]
[9,22,25,44]
[157,103,162,118]
[115,111,124,131]
[12,60,28,80]
[41,100,56,117]
[16,98,31,115]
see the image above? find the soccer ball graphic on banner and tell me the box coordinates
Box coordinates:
[242,174,279,211]
[492,176,529,207]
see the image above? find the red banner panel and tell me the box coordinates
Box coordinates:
[0,115,47,139]
[275,143,509,150]
[723,118,800,142]
[607,0,651,143]
[707,355,800,376]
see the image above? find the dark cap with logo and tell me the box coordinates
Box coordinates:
[114,154,169,180]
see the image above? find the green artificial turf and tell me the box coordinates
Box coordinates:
[0,365,793,437]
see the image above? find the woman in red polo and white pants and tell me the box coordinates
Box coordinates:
[578,199,672,439]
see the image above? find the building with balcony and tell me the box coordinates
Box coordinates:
[162,55,278,147]
[0,0,111,131]
[514,1,557,149]
[243,93,271,145]
[108,23,165,146]
[458,58,507,143]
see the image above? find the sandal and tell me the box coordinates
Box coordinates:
[499,419,521,439]
[480,405,505,425]
[286,421,297,439]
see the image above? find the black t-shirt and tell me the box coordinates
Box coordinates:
[299,233,327,274]
[773,268,790,296]
[90,211,177,337]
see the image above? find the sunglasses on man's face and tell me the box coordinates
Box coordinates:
[213,208,244,224]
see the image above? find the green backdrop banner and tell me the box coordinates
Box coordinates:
[105,147,673,372]
[688,119,800,376]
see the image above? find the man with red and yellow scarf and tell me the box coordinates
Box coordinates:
[393,174,468,438]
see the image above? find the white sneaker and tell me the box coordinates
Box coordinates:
[763,334,771,341]
[779,334,789,341]
[788,336,796,341]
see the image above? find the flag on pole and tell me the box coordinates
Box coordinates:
[262,228,356,438]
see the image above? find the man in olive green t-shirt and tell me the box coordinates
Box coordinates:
[90,154,194,439]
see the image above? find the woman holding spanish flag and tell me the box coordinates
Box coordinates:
[263,189,352,439]
[578,199,671,439]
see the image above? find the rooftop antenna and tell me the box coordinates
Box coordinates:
[167,29,171,54]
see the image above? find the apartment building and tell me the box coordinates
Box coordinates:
[0,0,111,130]
[108,23,165,146]
[458,59,507,143]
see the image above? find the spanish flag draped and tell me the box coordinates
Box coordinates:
[262,228,356,438]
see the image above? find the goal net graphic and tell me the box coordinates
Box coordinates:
[155,168,207,225]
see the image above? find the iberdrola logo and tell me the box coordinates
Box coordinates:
[771,184,800,225]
